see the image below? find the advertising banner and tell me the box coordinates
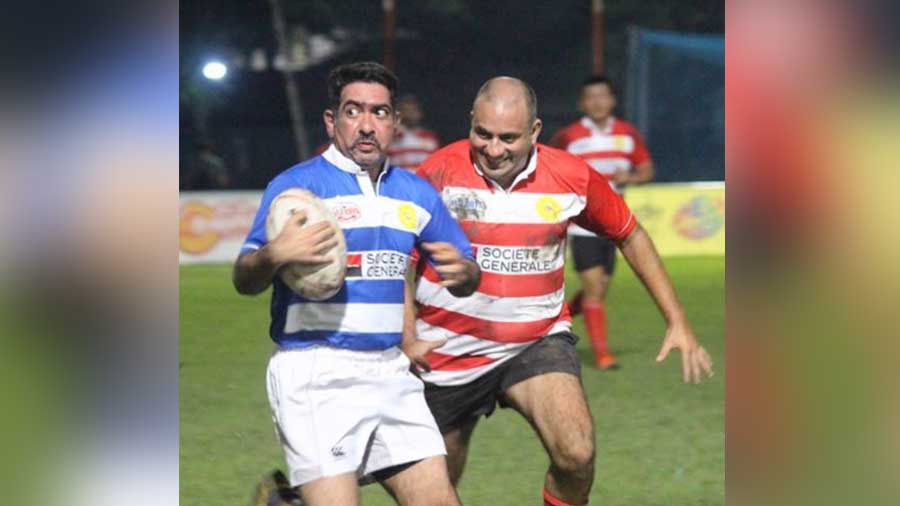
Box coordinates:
[623,182,725,256]
[180,183,724,264]
[179,191,262,264]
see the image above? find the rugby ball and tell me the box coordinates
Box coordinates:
[265,188,347,300]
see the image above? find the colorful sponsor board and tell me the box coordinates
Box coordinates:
[624,182,724,256]
[179,191,262,263]
[181,183,724,264]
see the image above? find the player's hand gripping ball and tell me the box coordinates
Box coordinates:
[265,188,347,300]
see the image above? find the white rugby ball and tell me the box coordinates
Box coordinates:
[265,188,347,300]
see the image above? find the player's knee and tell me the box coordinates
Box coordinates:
[552,438,595,478]
[582,288,605,302]
[580,280,608,301]
[429,483,461,506]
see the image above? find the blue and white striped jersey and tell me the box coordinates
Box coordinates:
[241,145,474,351]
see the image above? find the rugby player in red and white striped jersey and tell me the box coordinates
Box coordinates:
[403,77,713,506]
[387,95,441,172]
[550,75,656,370]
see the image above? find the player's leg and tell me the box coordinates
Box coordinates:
[378,456,461,506]
[442,418,478,485]
[422,364,504,485]
[360,348,468,504]
[299,474,358,506]
[265,347,383,506]
[570,236,618,369]
[499,333,594,505]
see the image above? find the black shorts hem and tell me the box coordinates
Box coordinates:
[424,332,582,433]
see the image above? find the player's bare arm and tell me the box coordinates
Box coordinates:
[616,223,714,383]
[232,211,338,295]
[420,241,481,297]
[401,264,446,372]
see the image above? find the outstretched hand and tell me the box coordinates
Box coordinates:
[655,322,714,384]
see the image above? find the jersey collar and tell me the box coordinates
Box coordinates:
[322,143,391,176]
[581,116,615,135]
[472,147,538,192]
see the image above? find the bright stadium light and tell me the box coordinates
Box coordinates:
[202,61,227,80]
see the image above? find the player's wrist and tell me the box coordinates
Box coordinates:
[259,242,286,269]
[665,310,689,327]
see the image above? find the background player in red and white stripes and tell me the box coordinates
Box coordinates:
[404,77,712,506]
[387,94,441,172]
[550,75,655,369]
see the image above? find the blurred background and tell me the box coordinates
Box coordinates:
[179,0,724,190]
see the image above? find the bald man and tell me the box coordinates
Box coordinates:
[403,77,713,506]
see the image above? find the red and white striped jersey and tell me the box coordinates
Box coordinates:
[387,126,440,172]
[550,116,651,236]
[414,140,636,386]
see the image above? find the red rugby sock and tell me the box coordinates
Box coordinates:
[543,487,585,506]
[582,299,610,359]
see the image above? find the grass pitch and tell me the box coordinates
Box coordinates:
[180,256,724,505]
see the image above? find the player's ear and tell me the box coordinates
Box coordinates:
[323,109,335,137]
[530,119,543,143]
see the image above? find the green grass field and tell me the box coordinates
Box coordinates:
[180,256,724,505]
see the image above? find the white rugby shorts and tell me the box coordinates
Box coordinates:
[266,345,446,486]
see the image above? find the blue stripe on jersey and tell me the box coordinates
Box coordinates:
[277,331,401,351]
[276,279,405,305]
[243,153,474,351]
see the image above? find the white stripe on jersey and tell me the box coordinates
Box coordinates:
[284,302,402,334]
[418,319,573,386]
[567,134,636,156]
[345,250,410,280]
[323,195,432,235]
[440,187,585,225]
[416,277,566,323]
[415,323,536,356]
[585,157,632,175]
[471,242,566,276]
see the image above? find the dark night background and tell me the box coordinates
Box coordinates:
[180,1,724,189]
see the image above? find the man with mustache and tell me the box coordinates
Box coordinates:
[235,61,479,506]
[404,77,713,506]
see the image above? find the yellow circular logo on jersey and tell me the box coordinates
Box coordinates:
[398,203,418,230]
[536,196,561,222]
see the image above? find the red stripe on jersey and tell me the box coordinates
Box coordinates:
[347,253,362,267]
[458,221,570,247]
[422,264,565,298]
[418,305,559,343]
[425,351,497,371]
